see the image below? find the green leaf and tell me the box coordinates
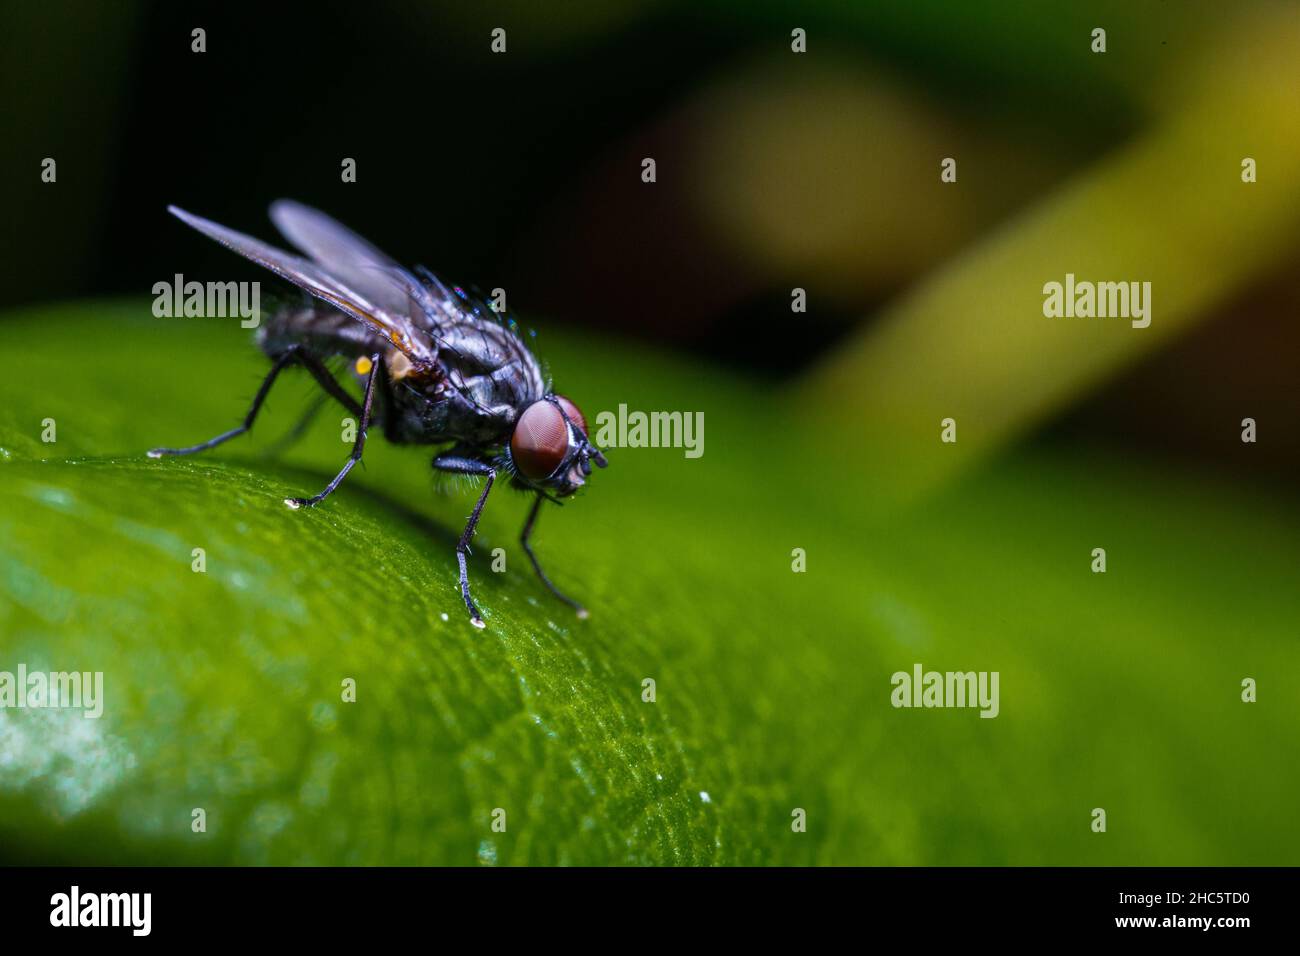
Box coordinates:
[1,302,1297,864]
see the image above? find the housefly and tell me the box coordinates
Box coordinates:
[148,200,607,628]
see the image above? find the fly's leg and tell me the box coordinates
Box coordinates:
[284,353,382,510]
[521,493,588,619]
[148,344,362,458]
[431,453,496,629]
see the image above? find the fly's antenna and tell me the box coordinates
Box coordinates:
[549,396,606,470]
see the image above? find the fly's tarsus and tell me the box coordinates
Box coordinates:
[433,452,497,627]
[279,352,381,510]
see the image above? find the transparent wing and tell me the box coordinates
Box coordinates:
[269,200,537,378]
[268,200,417,318]
[168,205,435,362]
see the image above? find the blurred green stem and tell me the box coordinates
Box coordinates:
[797,10,1300,508]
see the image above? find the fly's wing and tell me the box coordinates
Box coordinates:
[262,201,537,404]
[269,201,540,384]
[266,202,498,368]
[168,205,436,364]
[268,200,416,319]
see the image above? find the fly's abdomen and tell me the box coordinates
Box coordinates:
[258,303,389,360]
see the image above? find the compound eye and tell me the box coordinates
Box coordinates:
[511,401,568,481]
[555,395,587,436]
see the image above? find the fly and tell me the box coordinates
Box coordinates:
[148,200,607,628]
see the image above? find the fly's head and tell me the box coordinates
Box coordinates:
[509,395,607,497]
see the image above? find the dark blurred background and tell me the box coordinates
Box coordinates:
[3,0,1298,485]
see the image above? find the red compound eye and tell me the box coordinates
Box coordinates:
[555,395,587,436]
[511,401,568,480]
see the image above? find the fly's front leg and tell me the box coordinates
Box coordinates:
[521,493,588,619]
[431,452,496,628]
[285,354,381,510]
[148,344,362,458]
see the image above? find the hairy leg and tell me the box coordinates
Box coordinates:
[431,452,497,628]
[520,493,587,618]
[148,345,362,458]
